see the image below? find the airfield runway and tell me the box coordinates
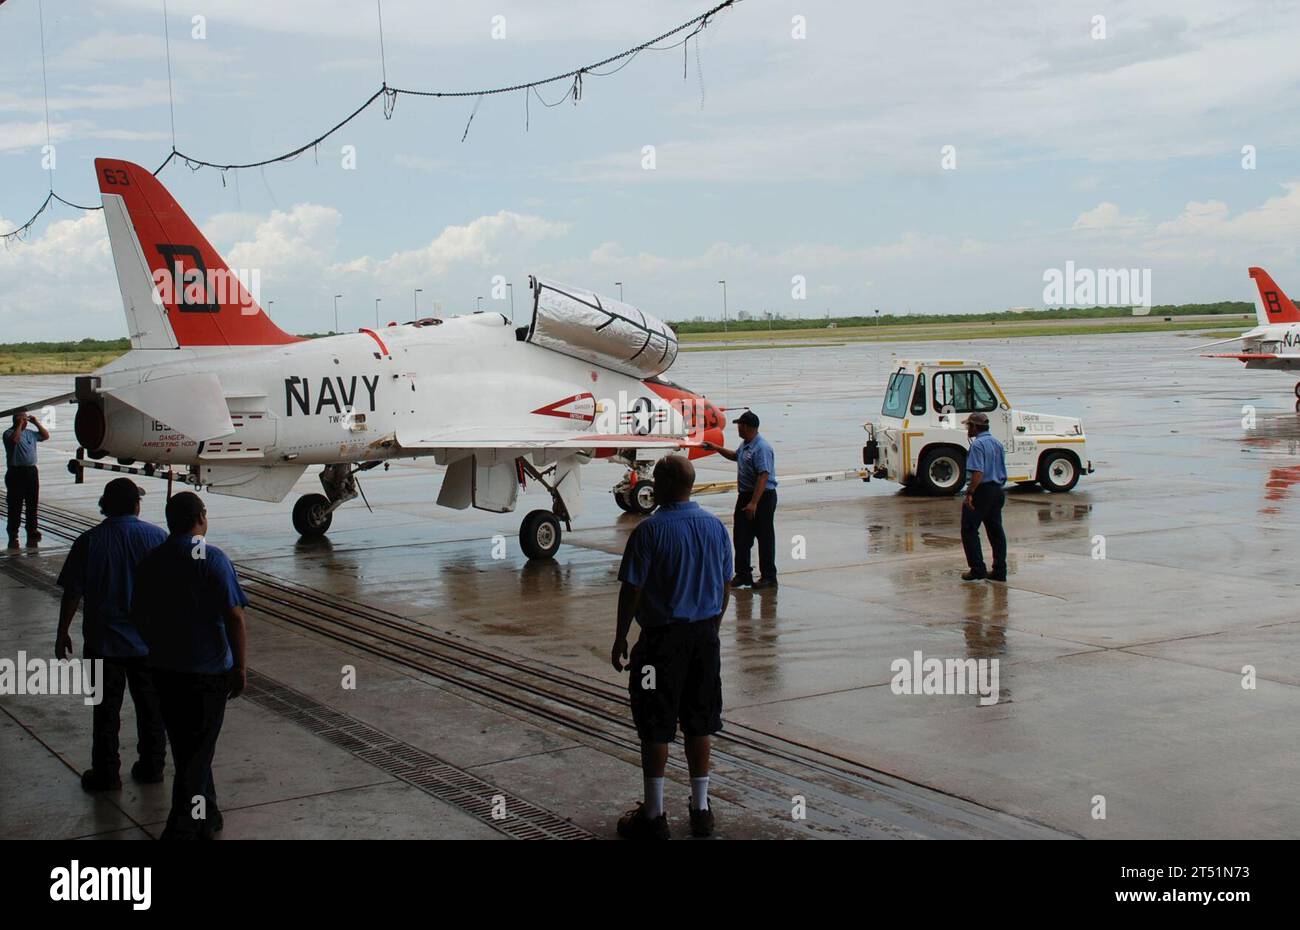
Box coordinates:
[2,329,1297,840]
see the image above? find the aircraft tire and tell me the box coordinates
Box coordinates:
[1294,382,1300,399]
[631,481,657,515]
[520,510,561,560]
[613,488,636,512]
[292,493,334,537]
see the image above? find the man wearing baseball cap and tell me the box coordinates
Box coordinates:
[701,410,779,589]
[56,477,169,790]
[960,412,1008,582]
[4,407,50,548]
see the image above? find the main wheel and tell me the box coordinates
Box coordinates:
[613,488,636,512]
[1293,382,1300,399]
[916,447,966,496]
[520,509,562,560]
[292,493,333,537]
[630,480,657,515]
[1038,451,1080,493]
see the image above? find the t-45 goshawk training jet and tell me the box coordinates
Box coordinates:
[1199,267,1300,402]
[5,159,725,559]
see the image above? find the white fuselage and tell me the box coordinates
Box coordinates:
[90,313,669,468]
[1238,322,1300,369]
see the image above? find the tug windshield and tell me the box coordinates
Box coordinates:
[882,372,914,419]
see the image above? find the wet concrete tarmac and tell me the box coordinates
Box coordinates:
[3,329,1298,838]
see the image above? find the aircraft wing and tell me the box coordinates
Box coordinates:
[396,428,699,451]
[0,391,76,419]
[1202,353,1300,360]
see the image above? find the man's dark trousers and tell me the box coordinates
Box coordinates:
[154,669,228,839]
[5,465,38,539]
[734,489,777,582]
[961,483,1007,576]
[88,654,167,777]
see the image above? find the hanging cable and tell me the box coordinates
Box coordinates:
[3,0,740,242]
[162,0,177,151]
[37,0,52,193]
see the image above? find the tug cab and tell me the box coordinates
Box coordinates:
[863,360,1092,495]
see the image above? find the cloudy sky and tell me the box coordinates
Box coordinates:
[2,0,1300,340]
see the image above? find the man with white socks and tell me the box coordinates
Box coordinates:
[610,454,732,839]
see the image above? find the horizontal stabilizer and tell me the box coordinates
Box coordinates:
[1202,352,1300,360]
[105,372,233,441]
[0,391,75,419]
[1188,335,1247,351]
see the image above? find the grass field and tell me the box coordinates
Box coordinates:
[0,313,1253,373]
[677,314,1250,350]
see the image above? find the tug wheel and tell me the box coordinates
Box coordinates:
[916,447,966,496]
[1038,451,1080,493]
[292,493,333,537]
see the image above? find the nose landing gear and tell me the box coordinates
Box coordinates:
[611,459,657,515]
[291,462,380,538]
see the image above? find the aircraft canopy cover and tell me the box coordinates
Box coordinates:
[525,277,678,379]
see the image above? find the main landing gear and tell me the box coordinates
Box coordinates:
[516,459,571,560]
[291,462,380,538]
[611,459,657,515]
[1293,382,1300,411]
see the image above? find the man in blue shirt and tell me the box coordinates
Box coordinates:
[56,477,170,791]
[4,408,50,548]
[612,454,732,839]
[961,412,1008,582]
[133,491,248,840]
[701,410,779,589]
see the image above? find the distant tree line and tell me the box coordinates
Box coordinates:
[0,302,1258,351]
[667,302,1255,334]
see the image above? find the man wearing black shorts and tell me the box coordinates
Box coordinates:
[610,454,732,839]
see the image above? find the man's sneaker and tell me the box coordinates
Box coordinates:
[752,578,779,590]
[688,802,715,838]
[616,802,670,840]
[729,576,754,589]
[961,569,988,582]
[130,760,165,784]
[988,571,1007,583]
[80,769,122,792]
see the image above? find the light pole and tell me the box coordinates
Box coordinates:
[506,282,515,323]
[615,281,624,301]
[333,294,342,333]
[413,288,423,317]
[717,280,728,334]
[374,298,381,328]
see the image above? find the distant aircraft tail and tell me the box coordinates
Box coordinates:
[96,158,300,349]
[1248,266,1300,327]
